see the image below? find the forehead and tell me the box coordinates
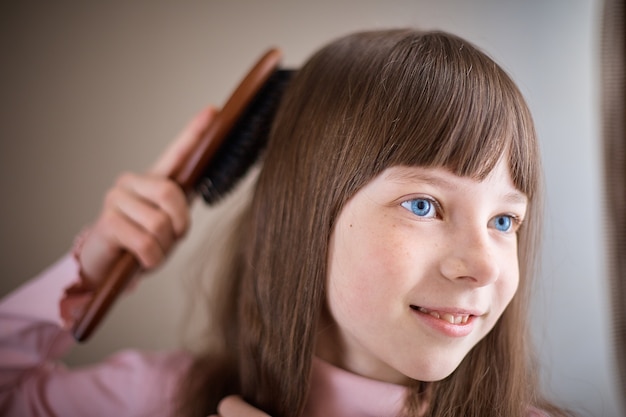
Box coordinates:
[382,159,528,205]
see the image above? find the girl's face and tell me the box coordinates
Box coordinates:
[318,158,527,384]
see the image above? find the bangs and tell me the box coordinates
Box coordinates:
[351,31,539,198]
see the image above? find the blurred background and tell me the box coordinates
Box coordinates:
[0,1,622,416]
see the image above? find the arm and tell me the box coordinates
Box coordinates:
[0,254,192,417]
[0,255,79,393]
[0,108,215,416]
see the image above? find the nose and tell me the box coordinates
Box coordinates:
[439,226,500,286]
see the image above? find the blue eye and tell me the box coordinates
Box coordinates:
[401,198,437,218]
[492,215,513,232]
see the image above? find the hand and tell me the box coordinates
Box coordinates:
[208,395,271,417]
[77,107,217,286]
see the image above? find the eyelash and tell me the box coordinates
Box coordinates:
[400,197,524,233]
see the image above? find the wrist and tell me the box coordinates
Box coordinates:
[70,226,98,291]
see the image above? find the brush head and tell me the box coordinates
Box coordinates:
[197,69,294,204]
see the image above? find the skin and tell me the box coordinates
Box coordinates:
[317,159,528,384]
[79,108,273,417]
[79,112,527,415]
[213,159,528,416]
[78,108,269,417]
[210,396,271,417]
[77,107,217,284]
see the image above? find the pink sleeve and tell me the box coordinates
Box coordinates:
[0,254,193,417]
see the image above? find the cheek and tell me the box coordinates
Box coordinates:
[495,254,520,312]
[327,238,376,314]
[326,218,406,317]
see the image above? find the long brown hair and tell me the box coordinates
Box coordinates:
[180,29,569,416]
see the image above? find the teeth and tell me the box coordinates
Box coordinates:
[442,313,455,324]
[416,307,470,325]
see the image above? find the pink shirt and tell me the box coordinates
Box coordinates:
[0,255,406,417]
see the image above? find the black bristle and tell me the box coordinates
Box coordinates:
[196,69,294,204]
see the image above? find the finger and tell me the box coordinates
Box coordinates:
[115,172,190,238]
[107,186,176,254]
[217,395,271,417]
[150,106,218,177]
[95,205,165,269]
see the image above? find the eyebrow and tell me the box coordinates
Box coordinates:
[386,169,460,190]
[501,191,528,205]
[386,168,528,205]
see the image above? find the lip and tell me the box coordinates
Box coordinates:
[409,304,482,337]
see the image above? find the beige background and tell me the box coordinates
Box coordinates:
[0,1,621,416]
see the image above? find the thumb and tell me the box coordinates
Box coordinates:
[149,106,218,177]
[217,395,272,417]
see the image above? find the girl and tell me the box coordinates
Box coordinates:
[0,29,571,416]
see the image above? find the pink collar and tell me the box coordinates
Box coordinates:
[304,357,408,417]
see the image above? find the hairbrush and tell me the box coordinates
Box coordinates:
[72,49,294,342]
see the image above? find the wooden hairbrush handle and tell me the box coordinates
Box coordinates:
[72,48,283,342]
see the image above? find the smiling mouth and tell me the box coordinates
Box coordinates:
[410,305,471,325]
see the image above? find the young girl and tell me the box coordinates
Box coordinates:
[0,29,571,416]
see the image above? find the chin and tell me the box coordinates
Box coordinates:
[401,354,467,382]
